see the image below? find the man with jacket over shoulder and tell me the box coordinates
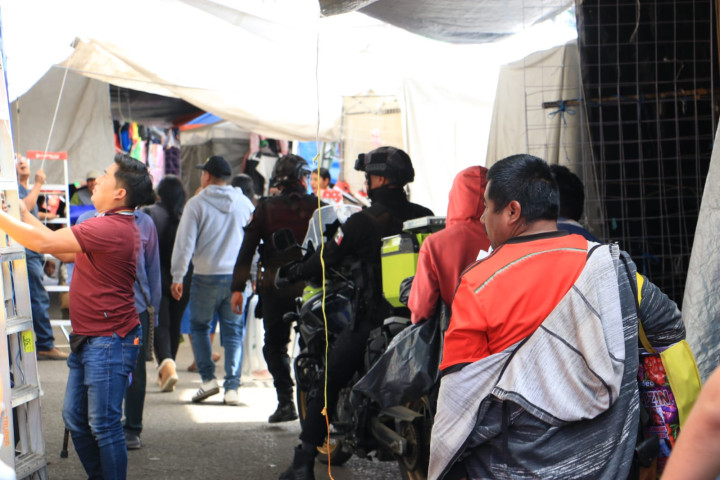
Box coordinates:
[430,154,686,480]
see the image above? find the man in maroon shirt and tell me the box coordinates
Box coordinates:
[0,154,154,480]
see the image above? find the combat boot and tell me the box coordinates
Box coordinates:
[269,401,298,423]
[278,446,315,480]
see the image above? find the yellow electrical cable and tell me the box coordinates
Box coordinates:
[314,154,334,479]
[313,11,334,477]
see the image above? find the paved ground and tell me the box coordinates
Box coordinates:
[36,329,401,480]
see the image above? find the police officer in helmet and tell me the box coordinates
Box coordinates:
[278,146,433,480]
[231,154,319,423]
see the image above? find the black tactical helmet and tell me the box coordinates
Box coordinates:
[354,146,415,186]
[270,154,311,188]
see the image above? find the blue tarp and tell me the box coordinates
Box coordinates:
[69,205,96,225]
[183,112,222,126]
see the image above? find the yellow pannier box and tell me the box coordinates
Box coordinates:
[380,216,445,307]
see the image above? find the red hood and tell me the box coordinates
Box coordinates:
[446,166,488,227]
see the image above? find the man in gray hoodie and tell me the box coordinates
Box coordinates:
[170,156,254,405]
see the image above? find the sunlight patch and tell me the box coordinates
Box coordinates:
[180,386,279,424]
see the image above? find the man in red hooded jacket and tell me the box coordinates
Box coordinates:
[408,166,490,324]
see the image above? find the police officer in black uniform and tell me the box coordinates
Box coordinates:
[278,146,433,480]
[231,154,319,423]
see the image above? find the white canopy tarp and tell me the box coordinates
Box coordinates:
[10,68,114,184]
[485,41,604,236]
[1,0,421,142]
[486,42,583,165]
[0,0,575,213]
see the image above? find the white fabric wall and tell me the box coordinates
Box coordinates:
[402,78,495,216]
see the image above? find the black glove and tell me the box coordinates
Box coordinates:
[275,262,302,289]
[398,276,414,306]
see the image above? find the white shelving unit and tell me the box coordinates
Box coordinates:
[0,33,48,479]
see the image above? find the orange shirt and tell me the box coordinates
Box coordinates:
[440,232,589,371]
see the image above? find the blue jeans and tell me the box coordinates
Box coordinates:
[26,249,54,351]
[62,325,141,480]
[189,274,245,390]
[124,311,149,435]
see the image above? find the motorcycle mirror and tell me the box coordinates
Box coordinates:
[273,228,298,252]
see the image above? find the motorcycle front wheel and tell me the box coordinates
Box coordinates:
[296,389,353,466]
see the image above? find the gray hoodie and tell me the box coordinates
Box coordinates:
[171,184,253,282]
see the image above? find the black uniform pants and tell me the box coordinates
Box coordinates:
[155,273,191,362]
[261,292,296,404]
[154,293,189,362]
[299,322,372,446]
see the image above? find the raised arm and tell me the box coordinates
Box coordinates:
[21,169,46,211]
[0,201,81,255]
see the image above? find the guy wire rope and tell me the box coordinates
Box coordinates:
[41,61,72,171]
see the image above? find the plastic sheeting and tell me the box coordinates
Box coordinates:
[241,295,269,377]
[353,318,441,409]
[682,124,720,382]
[320,0,573,44]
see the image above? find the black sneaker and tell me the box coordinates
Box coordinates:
[268,402,298,423]
[125,431,142,450]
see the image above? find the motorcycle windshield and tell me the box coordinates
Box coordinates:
[303,204,362,252]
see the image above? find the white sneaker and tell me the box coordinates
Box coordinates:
[224,389,240,405]
[192,378,219,403]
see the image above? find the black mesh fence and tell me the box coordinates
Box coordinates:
[576,0,718,303]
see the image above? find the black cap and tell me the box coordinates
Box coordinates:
[196,156,232,178]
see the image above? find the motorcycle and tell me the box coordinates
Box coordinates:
[274,204,437,480]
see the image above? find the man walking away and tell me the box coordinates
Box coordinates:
[171,156,254,405]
